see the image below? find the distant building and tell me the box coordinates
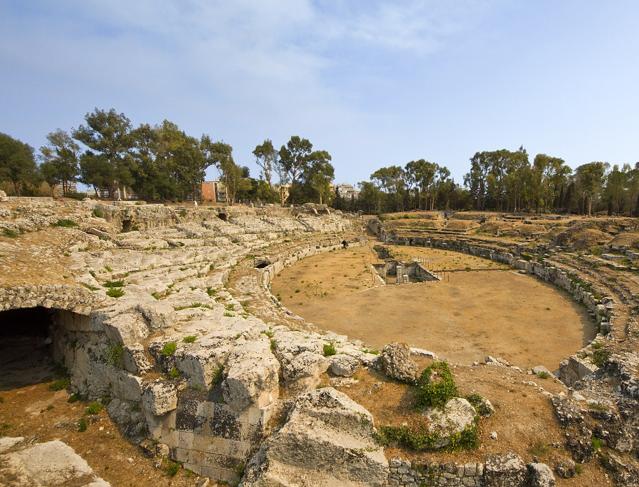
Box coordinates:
[201,180,227,203]
[335,183,360,200]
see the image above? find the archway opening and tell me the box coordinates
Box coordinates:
[0,307,78,390]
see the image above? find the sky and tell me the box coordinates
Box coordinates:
[1,0,638,185]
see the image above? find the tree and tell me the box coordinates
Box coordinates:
[253,139,277,186]
[575,162,608,215]
[603,164,629,215]
[73,108,134,199]
[0,133,38,195]
[279,136,313,187]
[371,166,405,211]
[357,181,383,213]
[405,159,437,209]
[39,130,79,196]
[304,151,334,204]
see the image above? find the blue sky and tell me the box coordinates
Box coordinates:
[1,0,638,184]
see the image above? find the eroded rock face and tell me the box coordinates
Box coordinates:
[423,397,477,449]
[378,342,418,384]
[0,438,110,486]
[242,388,389,486]
[484,453,527,487]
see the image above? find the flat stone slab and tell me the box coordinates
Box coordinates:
[0,439,111,486]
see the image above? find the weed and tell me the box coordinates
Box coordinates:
[2,228,19,238]
[528,441,550,457]
[103,280,124,288]
[168,367,181,379]
[85,401,104,415]
[164,459,181,477]
[106,287,125,298]
[104,265,113,272]
[211,365,224,387]
[323,342,337,356]
[68,393,80,403]
[92,207,105,218]
[106,343,124,368]
[78,418,88,432]
[49,378,70,391]
[161,342,177,357]
[362,348,380,355]
[415,361,457,409]
[591,437,604,450]
[270,339,277,352]
[182,335,197,344]
[592,348,611,367]
[82,283,100,291]
[536,371,551,379]
[574,464,583,475]
[262,329,274,339]
[52,218,78,228]
[376,422,478,452]
[224,312,235,317]
[206,287,217,296]
[151,291,162,300]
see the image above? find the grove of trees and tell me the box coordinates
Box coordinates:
[1,110,638,215]
[0,108,335,206]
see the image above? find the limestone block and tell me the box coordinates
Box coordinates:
[102,312,149,345]
[111,370,143,402]
[527,462,556,487]
[143,380,179,416]
[424,398,477,449]
[484,453,527,487]
[329,354,359,377]
[379,342,418,383]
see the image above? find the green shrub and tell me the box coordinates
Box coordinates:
[2,228,19,238]
[78,418,88,432]
[592,437,604,450]
[65,191,87,201]
[52,218,78,228]
[592,348,611,367]
[106,287,124,298]
[376,422,478,452]
[164,460,181,476]
[415,361,457,409]
[211,365,224,387]
[103,280,124,288]
[168,367,181,379]
[182,335,197,344]
[270,339,277,352]
[85,401,103,415]
[161,342,177,357]
[67,393,80,403]
[323,343,337,356]
[49,378,70,391]
[92,207,105,218]
[106,343,124,367]
[536,371,551,379]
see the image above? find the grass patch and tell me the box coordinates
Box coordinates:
[103,280,124,288]
[528,441,550,457]
[536,371,551,379]
[592,348,611,367]
[160,341,177,357]
[174,302,212,311]
[270,339,277,352]
[67,393,80,403]
[206,287,217,296]
[106,287,125,298]
[224,311,235,317]
[1,228,19,238]
[106,343,124,368]
[49,378,70,391]
[591,437,604,450]
[168,367,181,379]
[78,418,88,432]
[182,335,197,344]
[211,365,224,387]
[376,422,478,452]
[323,342,337,357]
[52,218,78,228]
[415,361,457,409]
[151,291,162,300]
[85,401,103,415]
[164,459,181,477]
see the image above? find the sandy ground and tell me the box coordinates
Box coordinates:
[272,245,595,370]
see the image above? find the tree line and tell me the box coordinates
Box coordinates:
[2,112,638,215]
[0,108,335,205]
[336,147,639,216]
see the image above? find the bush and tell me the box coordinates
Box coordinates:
[323,343,337,356]
[52,218,78,228]
[591,437,604,450]
[592,348,611,367]
[415,361,457,409]
[49,378,70,391]
[164,460,181,477]
[106,343,124,367]
[536,371,551,379]
[161,342,177,357]
[376,422,478,452]
[211,365,224,387]
[103,280,124,288]
[168,367,181,379]
[182,335,197,344]
[92,207,105,218]
[85,401,103,415]
[78,418,88,432]
[106,287,124,298]
[65,191,87,201]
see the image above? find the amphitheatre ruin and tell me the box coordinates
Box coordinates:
[0,195,638,487]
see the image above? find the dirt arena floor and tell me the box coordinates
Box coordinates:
[272,244,595,369]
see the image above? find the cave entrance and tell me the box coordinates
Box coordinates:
[0,307,78,390]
